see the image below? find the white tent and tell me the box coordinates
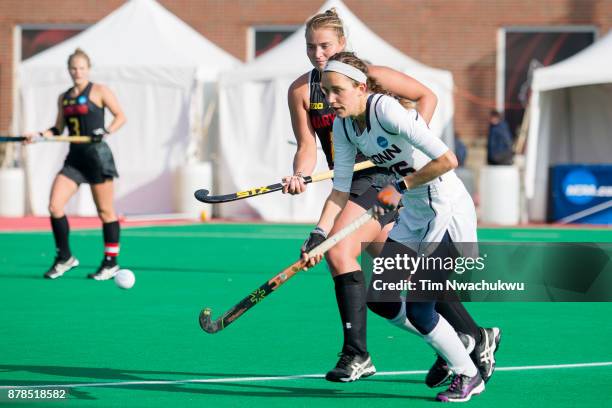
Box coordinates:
[16,0,239,216]
[216,0,454,222]
[525,30,612,221]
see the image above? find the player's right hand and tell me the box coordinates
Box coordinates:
[91,128,108,143]
[300,227,327,270]
[22,132,41,145]
[282,173,307,195]
[373,185,402,219]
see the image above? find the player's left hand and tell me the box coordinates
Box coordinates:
[91,128,108,143]
[373,185,402,219]
[300,227,326,270]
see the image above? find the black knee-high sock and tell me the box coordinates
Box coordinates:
[50,216,71,260]
[334,271,367,356]
[435,302,482,343]
[102,221,120,267]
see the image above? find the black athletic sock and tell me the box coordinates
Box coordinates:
[435,302,482,343]
[50,215,71,261]
[334,270,367,356]
[102,221,120,267]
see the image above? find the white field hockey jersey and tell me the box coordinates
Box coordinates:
[332,94,477,250]
[332,94,449,193]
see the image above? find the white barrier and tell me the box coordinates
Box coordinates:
[174,162,212,219]
[0,168,26,217]
[479,165,520,225]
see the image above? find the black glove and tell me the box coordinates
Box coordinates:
[393,178,408,193]
[300,227,327,256]
[91,128,108,143]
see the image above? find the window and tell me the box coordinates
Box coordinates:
[17,24,89,61]
[248,25,299,61]
[497,26,596,137]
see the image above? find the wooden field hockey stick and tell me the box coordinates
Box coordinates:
[198,203,396,334]
[38,135,92,143]
[0,135,92,143]
[194,160,375,204]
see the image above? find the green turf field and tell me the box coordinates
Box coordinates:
[1,224,611,407]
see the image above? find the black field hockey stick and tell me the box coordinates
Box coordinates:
[198,203,396,334]
[0,135,92,143]
[0,136,26,142]
[194,160,375,204]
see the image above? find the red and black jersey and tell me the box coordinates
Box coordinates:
[308,69,369,170]
[308,69,336,169]
[62,82,105,138]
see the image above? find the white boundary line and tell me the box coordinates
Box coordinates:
[1,361,611,390]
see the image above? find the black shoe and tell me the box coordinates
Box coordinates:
[87,264,120,280]
[426,332,476,388]
[44,256,79,279]
[436,372,485,402]
[325,352,376,382]
[472,327,501,383]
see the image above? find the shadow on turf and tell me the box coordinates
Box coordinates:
[0,365,279,380]
[0,263,103,280]
[0,273,46,280]
[0,264,217,279]
[14,264,249,275]
[0,364,431,401]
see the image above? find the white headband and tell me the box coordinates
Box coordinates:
[324,60,367,84]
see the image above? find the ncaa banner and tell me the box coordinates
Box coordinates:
[550,164,612,224]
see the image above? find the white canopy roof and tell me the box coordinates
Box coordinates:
[17,0,240,216]
[531,31,612,92]
[21,0,239,86]
[227,0,452,86]
[525,30,612,221]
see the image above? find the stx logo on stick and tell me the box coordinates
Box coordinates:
[237,186,271,198]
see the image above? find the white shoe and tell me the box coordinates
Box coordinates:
[88,264,120,280]
[44,256,79,279]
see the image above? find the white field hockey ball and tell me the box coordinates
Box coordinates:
[115,269,135,289]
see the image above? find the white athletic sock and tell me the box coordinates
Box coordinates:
[424,315,478,376]
[388,298,420,335]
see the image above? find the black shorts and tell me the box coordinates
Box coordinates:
[59,142,119,185]
[348,169,398,227]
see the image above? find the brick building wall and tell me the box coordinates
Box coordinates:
[1,0,611,139]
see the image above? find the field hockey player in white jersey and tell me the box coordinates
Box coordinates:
[305,51,492,402]
[288,8,500,388]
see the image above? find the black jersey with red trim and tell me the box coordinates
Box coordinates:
[60,82,118,182]
[308,69,370,170]
[62,82,105,140]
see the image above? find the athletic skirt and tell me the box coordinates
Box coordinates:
[389,171,478,257]
[59,142,119,185]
